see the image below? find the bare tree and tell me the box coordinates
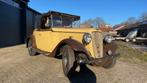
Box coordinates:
[80,19,93,28]
[81,19,93,25]
[120,17,137,26]
[93,17,106,28]
[81,17,106,28]
[126,17,137,24]
[139,12,147,22]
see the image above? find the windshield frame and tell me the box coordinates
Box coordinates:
[50,15,79,28]
[40,11,80,29]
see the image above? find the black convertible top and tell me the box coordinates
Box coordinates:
[42,11,80,21]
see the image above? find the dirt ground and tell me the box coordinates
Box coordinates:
[0,45,147,83]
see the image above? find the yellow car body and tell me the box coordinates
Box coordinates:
[33,28,103,58]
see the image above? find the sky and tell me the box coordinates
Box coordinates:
[29,0,147,26]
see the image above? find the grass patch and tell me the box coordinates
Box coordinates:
[117,41,147,63]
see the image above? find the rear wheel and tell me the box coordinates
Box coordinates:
[62,45,76,76]
[103,57,116,69]
[28,39,37,56]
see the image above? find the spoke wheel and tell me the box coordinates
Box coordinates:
[62,45,75,76]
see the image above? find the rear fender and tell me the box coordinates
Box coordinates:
[26,35,36,48]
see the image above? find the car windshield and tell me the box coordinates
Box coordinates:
[44,15,80,28]
[52,16,73,27]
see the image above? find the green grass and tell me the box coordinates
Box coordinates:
[117,41,147,63]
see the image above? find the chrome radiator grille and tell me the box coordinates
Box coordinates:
[92,32,103,58]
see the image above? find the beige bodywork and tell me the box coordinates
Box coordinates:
[33,28,104,58]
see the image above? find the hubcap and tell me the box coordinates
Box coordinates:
[132,39,136,42]
[126,39,129,42]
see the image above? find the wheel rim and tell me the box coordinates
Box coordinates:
[133,39,136,42]
[126,39,129,42]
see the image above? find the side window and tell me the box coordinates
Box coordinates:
[62,17,78,28]
[53,16,62,27]
[62,18,72,27]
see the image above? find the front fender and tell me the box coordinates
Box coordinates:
[50,39,91,59]
[103,41,117,56]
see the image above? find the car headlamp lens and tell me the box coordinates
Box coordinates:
[83,33,92,44]
[104,35,113,43]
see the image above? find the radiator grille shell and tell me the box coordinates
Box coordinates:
[92,32,103,58]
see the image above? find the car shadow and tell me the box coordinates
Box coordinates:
[68,64,96,83]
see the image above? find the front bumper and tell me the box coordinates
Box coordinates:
[88,52,120,66]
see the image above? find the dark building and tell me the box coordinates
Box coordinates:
[0,0,41,47]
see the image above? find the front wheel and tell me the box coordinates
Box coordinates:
[62,45,76,76]
[103,57,116,69]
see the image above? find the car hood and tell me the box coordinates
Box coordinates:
[52,28,101,33]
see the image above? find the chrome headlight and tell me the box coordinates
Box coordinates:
[83,33,92,44]
[104,35,114,43]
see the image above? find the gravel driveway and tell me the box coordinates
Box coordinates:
[0,45,147,83]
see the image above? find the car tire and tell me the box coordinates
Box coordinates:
[28,39,37,56]
[132,38,136,42]
[103,57,116,69]
[125,38,130,42]
[62,45,75,77]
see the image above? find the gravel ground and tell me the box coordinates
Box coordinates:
[0,45,147,83]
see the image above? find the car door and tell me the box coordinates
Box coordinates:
[34,29,53,52]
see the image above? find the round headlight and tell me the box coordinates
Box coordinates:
[83,33,92,44]
[104,35,113,43]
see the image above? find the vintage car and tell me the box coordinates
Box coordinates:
[26,11,118,76]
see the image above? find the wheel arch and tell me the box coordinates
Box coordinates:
[50,39,91,59]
